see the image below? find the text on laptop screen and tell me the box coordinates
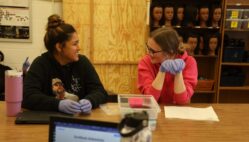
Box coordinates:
[52,121,121,142]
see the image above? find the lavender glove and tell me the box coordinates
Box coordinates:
[59,99,81,114]
[79,99,92,114]
[160,59,185,74]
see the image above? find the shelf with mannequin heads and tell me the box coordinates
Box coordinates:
[149,1,223,58]
[149,1,223,32]
[178,30,220,57]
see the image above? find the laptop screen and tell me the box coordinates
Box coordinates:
[49,116,121,142]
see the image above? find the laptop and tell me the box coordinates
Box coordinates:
[15,111,72,124]
[49,116,121,142]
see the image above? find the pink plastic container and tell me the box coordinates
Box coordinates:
[5,70,23,117]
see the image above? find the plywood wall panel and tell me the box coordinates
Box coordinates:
[63,0,147,94]
[63,0,91,57]
[93,0,147,62]
[95,64,139,94]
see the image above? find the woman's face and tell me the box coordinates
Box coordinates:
[147,38,168,64]
[213,8,221,22]
[209,37,218,51]
[199,8,209,21]
[153,7,163,21]
[56,32,80,65]
[164,7,174,21]
[177,7,184,21]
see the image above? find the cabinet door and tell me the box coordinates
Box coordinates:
[217,0,249,103]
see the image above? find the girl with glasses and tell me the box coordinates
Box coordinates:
[138,27,198,105]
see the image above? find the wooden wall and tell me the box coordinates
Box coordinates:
[63,0,148,94]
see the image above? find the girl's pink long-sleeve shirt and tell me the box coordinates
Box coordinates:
[137,51,198,105]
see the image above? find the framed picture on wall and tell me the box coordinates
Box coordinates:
[0,0,32,42]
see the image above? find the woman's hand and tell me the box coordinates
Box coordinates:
[159,59,185,74]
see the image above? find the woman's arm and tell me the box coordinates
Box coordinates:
[174,71,186,94]
[173,57,198,105]
[22,57,60,111]
[80,56,108,108]
[137,56,164,101]
[152,71,166,90]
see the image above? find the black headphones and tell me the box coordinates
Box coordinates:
[0,51,4,62]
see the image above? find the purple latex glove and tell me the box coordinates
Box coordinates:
[58,99,81,114]
[79,99,92,114]
[159,59,185,74]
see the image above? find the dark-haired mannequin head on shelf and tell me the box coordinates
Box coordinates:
[202,34,219,56]
[174,5,185,27]
[198,6,209,28]
[164,4,174,27]
[150,3,163,28]
[208,35,219,56]
[187,34,199,56]
[211,6,222,28]
[183,5,198,28]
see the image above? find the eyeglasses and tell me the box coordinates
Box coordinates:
[146,43,163,56]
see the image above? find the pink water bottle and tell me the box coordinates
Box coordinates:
[5,70,23,117]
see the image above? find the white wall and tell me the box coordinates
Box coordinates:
[0,0,62,69]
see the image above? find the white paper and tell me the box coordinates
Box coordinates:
[164,106,219,122]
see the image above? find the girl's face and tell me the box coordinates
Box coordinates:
[147,38,169,64]
[153,7,163,21]
[164,7,174,21]
[177,7,184,21]
[199,8,209,21]
[209,37,218,51]
[213,8,221,22]
[55,32,80,65]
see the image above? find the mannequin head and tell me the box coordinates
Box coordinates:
[187,34,199,55]
[150,3,163,27]
[164,4,174,26]
[174,5,185,26]
[202,34,219,55]
[211,6,222,27]
[183,5,198,27]
[208,36,219,56]
[153,7,163,22]
[199,6,209,27]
